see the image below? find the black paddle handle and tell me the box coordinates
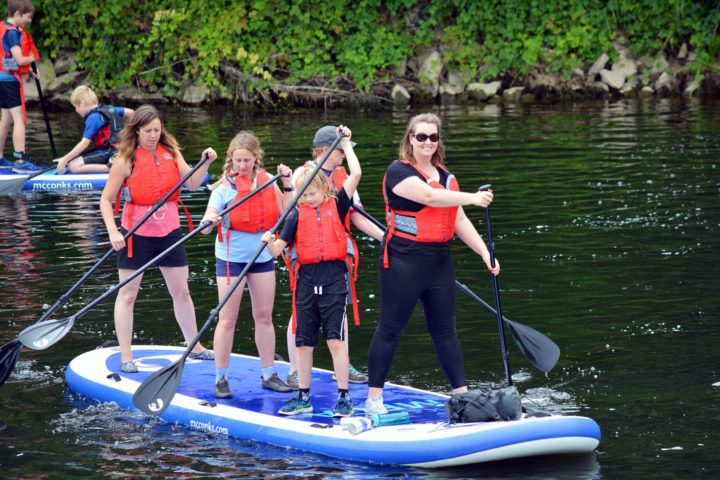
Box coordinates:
[479,184,512,386]
[36,155,212,324]
[31,62,57,158]
[177,133,346,362]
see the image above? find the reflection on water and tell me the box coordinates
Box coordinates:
[1,100,719,478]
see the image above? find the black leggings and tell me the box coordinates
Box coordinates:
[367,247,466,389]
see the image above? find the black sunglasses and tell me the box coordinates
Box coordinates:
[411,133,440,143]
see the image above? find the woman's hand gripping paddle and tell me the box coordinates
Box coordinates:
[132,132,346,416]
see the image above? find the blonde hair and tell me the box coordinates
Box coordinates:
[209,131,264,190]
[116,105,180,169]
[398,112,445,166]
[294,167,333,204]
[70,85,99,107]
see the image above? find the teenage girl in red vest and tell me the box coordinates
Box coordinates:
[199,131,294,398]
[262,125,360,417]
[364,113,500,415]
[99,105,216,373]
[283,125,384,389]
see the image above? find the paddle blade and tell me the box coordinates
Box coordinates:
[504,318,560,373]
[0,175,30,195]
[132,361,184,416]
[18,318,75,350]
[0,339,22,387]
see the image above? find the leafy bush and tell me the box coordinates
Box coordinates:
[31,1,720,99]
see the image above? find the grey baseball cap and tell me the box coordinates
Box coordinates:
[313,125,357,148]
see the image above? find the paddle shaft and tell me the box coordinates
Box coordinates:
[31,62,57,158]
[478,185,513,386]
[65,172,284,325]
[36,156,212,324]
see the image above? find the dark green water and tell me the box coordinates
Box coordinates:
[1,100,718,479]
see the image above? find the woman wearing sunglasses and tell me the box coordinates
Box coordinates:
[364,112,500,415]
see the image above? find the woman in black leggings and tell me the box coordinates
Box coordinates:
[365,113,500,415]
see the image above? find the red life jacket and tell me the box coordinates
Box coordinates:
[302,161,352,230]
[216,170,280,282]
[383,160,460,268]
[295,199,347,265]
[285,198,349,333]
[225,170,279,233]
[119,144,193,257]
[0,22,39,125]
[91,104,124,149]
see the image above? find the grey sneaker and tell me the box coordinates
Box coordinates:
[332,364,369,384]
[120,361,138,373]
[262,372,293,392]
[286,370,299,390]
[188,350,214,360]
[364,395,388,415]
[214,378,232,398]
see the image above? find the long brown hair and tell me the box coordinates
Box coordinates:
[115,104,180,168]
[398,113,445,166]
[209,131,264,191]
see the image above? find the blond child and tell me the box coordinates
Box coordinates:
[54,85,134,174]
[262,125,359,417]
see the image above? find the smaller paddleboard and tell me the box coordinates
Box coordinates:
[0,169,211,193]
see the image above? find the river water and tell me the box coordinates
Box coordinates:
[1,100,718,479]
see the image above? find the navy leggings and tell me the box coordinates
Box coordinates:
[367,246,466,389]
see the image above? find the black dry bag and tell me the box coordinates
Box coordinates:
[445,386,522,423]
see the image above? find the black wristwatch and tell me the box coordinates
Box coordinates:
[283,186,294,192]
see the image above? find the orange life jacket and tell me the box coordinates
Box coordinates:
[383,160,460,268]
[225,170,279,233]
[217,170,280,282]
[120,144,193,257]
[285,198,349,333]
[0,22,39,124]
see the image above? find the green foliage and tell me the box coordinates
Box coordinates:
[28,1,720,101]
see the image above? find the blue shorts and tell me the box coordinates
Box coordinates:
[215,258,275,277]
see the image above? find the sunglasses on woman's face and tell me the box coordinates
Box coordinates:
[411,133,440,143]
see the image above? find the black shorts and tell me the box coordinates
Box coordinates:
[295,280,347,348]
[0,81,21,109]
[82,148,116,165]
[117,227,189,270]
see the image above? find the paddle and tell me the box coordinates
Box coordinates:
[0,165,56,195]
[16,170,284,354]
[0,156,215,386]
[133,132,345,416]
[350,202,559,374]
[477,184,515,385]
[31,62,57,158]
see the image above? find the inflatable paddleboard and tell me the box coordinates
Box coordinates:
[66,345,601,468]
[0,169,211,193]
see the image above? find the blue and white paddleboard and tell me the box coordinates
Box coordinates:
[66,345,601,468]
[0,169,211,193]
